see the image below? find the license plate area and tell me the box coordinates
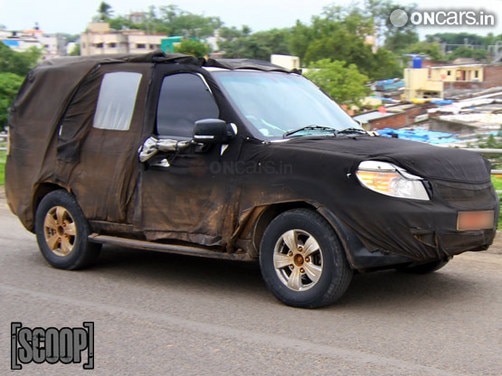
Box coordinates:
[457,210,494,231]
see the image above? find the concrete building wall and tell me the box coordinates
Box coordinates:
[367,105,429,130]
[271,55,300,70]
[403,63,502,101]
[404,68,444,101]
[127,34,163,54]
[483,65,502,87]
[80,22,164,56]
[429,65,484,82]
[1,30,63,58]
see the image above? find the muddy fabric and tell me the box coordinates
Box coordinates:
[6,52,197,229]
[234,136,497,260]
[5,51,498,263]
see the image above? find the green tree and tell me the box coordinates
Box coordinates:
[447,46,488,62]
[305,59,371,106]
[252,29,291,56]
[96,2,113,21]
[218,25,252,40]
[288,4,407,80]
[0,73,24,130]
[288,21,312,63]
[302,27,375,76]
[403,41,446,62]
[217,26,254,58]
[384,29,419,53]
[174,39,209,57]
[69,43,81,56]
[291,5,374,65]
[426,32,486,46]
[423,32,498,61]
[0,43,41,130]
[218,27,291,59]
[0,43,42,76]
[103,4,223,38]
[372,48,402,79]
[365,0,419,52]
[108,15,136,31]
[58,33,80,44]
[156,5,222,38]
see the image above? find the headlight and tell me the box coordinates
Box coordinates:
[356,161,430,201]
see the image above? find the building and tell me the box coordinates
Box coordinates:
[404,65,447,101]
[80,22,165,56]
[404,60,502,102]
[0,27,65,58]
[270,55,300,70]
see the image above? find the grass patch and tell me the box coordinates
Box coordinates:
[491,175,502,191]
[491,176,502,229]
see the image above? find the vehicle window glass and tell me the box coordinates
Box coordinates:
[93,72,142,131]
[156,73,219,138]
[212,71,357,139]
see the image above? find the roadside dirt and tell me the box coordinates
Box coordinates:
[488,231,502,254]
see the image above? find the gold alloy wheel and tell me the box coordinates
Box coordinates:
[273,229,323,291]
[43,206,77,257]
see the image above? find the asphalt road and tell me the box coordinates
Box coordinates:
[1,195,501,376]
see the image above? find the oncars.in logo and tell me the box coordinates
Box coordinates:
[389,8,496,28]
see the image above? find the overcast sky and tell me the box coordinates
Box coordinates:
[0,0,500,37]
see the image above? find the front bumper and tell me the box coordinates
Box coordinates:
[411,227,495,258]
[332,178,499,264]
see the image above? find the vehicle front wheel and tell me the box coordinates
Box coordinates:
[35,190,101,270]
[259,209,353,308]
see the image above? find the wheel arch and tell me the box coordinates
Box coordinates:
[251,201,358,268]
[32,183,71,231]
[252,202,313,254]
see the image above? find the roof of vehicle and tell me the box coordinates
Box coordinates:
[13,52,292,128]
[205,57,292,72]
[38,50,292,73]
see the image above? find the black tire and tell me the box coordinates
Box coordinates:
[259,209,353,308]
[35,190,101,270]
[399,260,449,274]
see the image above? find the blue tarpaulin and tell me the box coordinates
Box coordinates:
[377,128,460,145]
[2,40,20,47]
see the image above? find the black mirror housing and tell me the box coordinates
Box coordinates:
[193,119,236,144]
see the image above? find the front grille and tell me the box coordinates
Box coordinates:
[431,180,497,209]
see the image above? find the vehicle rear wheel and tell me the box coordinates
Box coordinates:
[259,209,352,308]
[35,190,101,270]
[399,260,449,274]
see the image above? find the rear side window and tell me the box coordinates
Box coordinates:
[156,73,219,138]
[93,72,142,131]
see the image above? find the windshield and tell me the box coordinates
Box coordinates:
[211,70,360,139]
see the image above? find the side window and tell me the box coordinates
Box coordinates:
[93,72,142,131]
[156,73,219,138]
